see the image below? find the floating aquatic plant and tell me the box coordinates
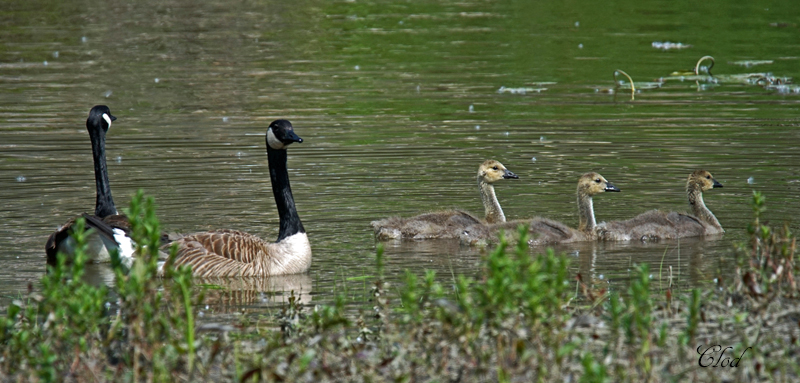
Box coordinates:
[497,86,547,94]
[652,41,692,50]
[730,60,774,67]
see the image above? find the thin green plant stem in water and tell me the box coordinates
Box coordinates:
[659,246,669,291]
[614,69,635,101]
[694,56,715,75]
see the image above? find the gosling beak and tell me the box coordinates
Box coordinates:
[712,179,723,188]
[503,169,519,179]
[605,181,621,192]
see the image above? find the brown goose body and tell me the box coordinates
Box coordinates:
[166,120,311,278]
[596,170,723,241]
[169,229,311,277]
[460,172,619,246]
[371,160,518,240]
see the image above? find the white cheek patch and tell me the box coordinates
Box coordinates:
[102,113,112,128]
[267,128,285,149]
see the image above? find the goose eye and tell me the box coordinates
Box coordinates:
[595,179,601,183]
[492,166,498,170]
[706,175,711,179]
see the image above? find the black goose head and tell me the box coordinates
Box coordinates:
[266,119,303,150]
[87,105,116,134]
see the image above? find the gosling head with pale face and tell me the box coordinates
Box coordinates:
[478,160,518,183]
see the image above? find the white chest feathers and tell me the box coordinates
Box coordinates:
[267,232,312,275]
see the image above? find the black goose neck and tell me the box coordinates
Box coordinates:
[89,125,116,217]
[267,146,305,241]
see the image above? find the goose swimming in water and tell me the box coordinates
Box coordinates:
[45,105,135,268]
[461,172,620,245]
[596,170,723,241]
[165,119,311,277]
[371,160,518,240]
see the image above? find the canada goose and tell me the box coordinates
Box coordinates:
[596,170,723,241]
[371,160,518,240]
[166,119,311,277]
[461,172,620,245]
[45,105,135,268]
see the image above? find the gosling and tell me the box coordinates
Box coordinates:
[461,172,620,246]
[371,160,518,240]
[596,170,723,241]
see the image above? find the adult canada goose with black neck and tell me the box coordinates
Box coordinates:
[167,119,311,277]
[45,105,135,267]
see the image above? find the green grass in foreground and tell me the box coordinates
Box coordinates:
[1,191,799,382]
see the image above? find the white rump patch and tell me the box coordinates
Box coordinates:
[102,113,112,128]
[113,228,135,269]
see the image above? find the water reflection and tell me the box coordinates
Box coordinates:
[563,235,726,292]
[198,274,314,311]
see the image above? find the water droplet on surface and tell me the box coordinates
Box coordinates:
[468,104,474,112]
[103,90,112,98]
[222,117,230,122]
[503,132,509,136]
[116,156,122,163]
[578,43,583,49]
[540,136,545,141]
[42,60,48,66]
[52,51,59,58]
[398,20,404,25]
[16,176,25,182]
[354,65,360,70]
[574,21,580,27]
[747,177,755,184]
[474,125,480,130]
[531,157,536,162]
[154,78,160,83]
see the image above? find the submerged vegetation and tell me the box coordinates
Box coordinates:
[1,191,799,382]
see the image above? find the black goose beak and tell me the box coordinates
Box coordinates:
[284,130,303,144]
[605,181,621,192]
[712,179,723,188]
[110,114,117,122]
[503,169,519,179]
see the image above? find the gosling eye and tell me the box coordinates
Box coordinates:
[492,166,498,171]
[706,175,711,180]
[595,179,601,183]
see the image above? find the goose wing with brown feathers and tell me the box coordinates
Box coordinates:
[45,213,130,265]
[170,230,273,277]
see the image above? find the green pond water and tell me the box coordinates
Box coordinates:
[1,0,799,312]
